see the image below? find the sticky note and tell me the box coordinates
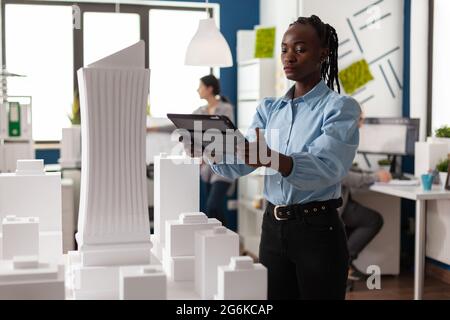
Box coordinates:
[254,27,276,59]
[338,59,374,94]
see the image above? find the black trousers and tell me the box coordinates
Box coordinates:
[341,198,384,262]
[259,205,349,300]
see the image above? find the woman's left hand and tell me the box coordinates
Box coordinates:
[237,128,272,168]
[237,128,294,176]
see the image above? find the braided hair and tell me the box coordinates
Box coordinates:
[290,15,340,93]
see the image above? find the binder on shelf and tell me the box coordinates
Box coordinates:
[8,102,21,137]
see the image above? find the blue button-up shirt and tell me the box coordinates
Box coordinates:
[210,80,361,205]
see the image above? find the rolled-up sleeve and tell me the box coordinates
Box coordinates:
[209,98,275,179]
[285,96,361,191]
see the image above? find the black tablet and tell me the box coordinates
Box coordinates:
[167,113,248,154]
[167,113,237,131]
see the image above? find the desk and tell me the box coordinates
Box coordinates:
[369,184,450,300]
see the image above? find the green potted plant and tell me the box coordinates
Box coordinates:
[378,158,391,172]
[436,158,449,190]
[68,90,81,125]
[435,125,450,138]
[429,125,450,152]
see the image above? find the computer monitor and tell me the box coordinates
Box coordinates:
[358,118,420,156]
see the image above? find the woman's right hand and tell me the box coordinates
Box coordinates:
[180,136,222,164]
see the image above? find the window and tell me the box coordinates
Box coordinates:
[83,12,140,66]
[149,9,211,117]
[5,4,73,141]
[432,0,450,130]
[2,2,218,140]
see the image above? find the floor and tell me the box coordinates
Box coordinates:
[242,246,450,300]
[346,273,450,300]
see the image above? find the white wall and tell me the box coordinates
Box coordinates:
[301,0,404,118]
[0,0,3,74]
[259,0,298,96]
[261,0,405,118]
[432,0,450,131]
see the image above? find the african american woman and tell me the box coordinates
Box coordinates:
[194,15,360,299]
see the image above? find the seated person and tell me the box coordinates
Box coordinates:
[339,166,391,281]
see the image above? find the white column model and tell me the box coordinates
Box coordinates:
[76,41,152,267]
[59,126,81,169]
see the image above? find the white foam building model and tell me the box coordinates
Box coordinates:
[2,216,39,259]
[195,226,239,300]
[59,126,81,169]
[0,159,62,264]
[153,154,200,261]
[0,216,65,299]
[66,41,156,300]
[164,212,221,281]
[119,266,166,300]
[0,255,65,300]
[215,256,267,300]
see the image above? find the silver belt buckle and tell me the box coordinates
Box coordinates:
[274,205,289,221]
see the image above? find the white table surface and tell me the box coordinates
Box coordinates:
[370,183,450,201]
[369,182,450,300]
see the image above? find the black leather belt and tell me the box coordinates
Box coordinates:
[267,198,343,221]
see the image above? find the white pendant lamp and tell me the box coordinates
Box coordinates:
[185,17,233,68]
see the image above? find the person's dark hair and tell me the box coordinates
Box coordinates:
[200,74,230,103]
[290,15,340,93]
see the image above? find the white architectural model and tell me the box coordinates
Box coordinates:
[119,266,167,300]
[215,256,267,300]
[0,159,62,263]
[195,226,239,300]
[164,212,220,281]
[0,142,34,173]
[153,154,200,261]
[66,251,123,300]
[0,256,65,300]
[0,216,64,300]
[76,40,151,267]
[67,41,158,299]
[59,126,81,168]
[2,216,39,259]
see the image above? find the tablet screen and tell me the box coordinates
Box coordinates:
[167,114,236,132]
[167,113,248,156]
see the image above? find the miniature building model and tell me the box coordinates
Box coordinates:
[76,40,152,267]
[164,212,220,281]
[153,154,200,261]
[216,256,267,300]
[0,159,62,263]
[195,226,239,300]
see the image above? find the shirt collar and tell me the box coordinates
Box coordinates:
[281,80,329,110]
